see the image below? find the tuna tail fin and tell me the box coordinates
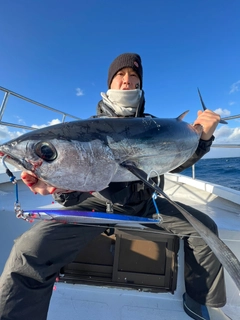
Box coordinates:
[120,161,240,293]
[197,88,228,124]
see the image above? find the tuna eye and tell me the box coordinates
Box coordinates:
[34,142,57,162]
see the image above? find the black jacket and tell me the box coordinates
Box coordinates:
[54,98,214,207]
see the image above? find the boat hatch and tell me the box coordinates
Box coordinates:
[59,228,179,294]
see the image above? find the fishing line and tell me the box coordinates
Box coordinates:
[2,155,17,183]
[1,155,24,218]
[2,155,19,202]
[152,192,159,214]
[147,169,161,215]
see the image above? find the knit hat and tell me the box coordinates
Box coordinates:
[108,53,143,89]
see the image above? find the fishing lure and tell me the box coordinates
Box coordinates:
[1,156,161,227]
[20,210,161,226]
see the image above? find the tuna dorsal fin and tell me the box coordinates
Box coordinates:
[177,110,189,121]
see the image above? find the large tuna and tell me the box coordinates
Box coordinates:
[0,113,202,191]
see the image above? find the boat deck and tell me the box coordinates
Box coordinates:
[0,172,240,319]
[48,283,239,320]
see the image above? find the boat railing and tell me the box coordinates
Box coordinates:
[0,85,239,180]
[190,109,240,178]
[0,86,81,131]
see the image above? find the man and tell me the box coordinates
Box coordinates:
[0,53,231,320]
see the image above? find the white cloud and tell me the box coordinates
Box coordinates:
[49,119,61,126]
[15,116,26,125]
[214,125,240,143]
[31,118,61,129]
[0,119,61,143]
[229,127,240,141]
[228,101,235,106]
[76,88,84,96]
[204,125,240,158]
[0,125,25,143]
[229,80,240,94]
[213,108,231,117]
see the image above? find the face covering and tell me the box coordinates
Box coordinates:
[101,89,142,116]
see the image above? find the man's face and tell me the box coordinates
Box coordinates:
[110,67,140,90]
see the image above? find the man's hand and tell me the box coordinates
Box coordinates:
[21,172,72,195]
[194,109,220,141]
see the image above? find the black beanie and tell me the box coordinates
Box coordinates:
[108,53,143,89]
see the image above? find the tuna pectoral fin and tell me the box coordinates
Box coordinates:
[197,88,228,124]
[121,161,240,292]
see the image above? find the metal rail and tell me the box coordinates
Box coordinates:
[0,86,81,130]
[222,114,240,121]
[212,144,240,148]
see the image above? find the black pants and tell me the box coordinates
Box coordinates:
[0,196,226,320]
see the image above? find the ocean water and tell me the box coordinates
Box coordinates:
[181,157,240,191]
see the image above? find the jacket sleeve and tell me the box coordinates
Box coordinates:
[170,136,214,173]
[53,191,91,207]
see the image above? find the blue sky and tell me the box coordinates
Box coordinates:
[0,0,240,158]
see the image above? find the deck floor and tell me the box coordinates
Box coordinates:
[48,283,239,320]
